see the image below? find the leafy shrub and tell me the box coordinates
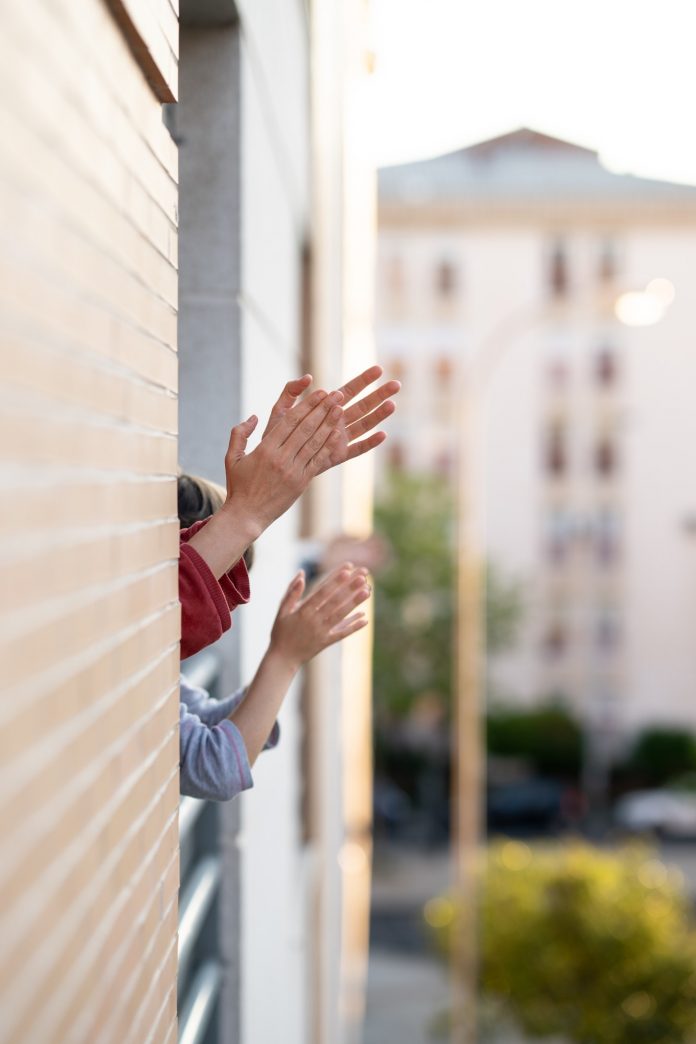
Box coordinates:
[486,704,582,778]
[624,727,696,787]
[428,843,696,1043]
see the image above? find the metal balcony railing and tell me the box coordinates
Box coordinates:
[178,652,223,1044]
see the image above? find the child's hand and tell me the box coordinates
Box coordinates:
[269,564,371,669]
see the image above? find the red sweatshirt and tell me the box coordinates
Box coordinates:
[179,520,251,659]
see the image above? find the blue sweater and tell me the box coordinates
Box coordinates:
[179,677,280,801]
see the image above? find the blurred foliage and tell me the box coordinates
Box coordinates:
[373,470,522,721]
[487,703,582,778]
[485,559,523,656]
[623,727,696,787]
[428,843,696,1043]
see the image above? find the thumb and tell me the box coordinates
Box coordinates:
[226,415,258,464]
[277,570,306,618]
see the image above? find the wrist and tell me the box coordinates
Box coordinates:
[265,641,303,678]
[219,498,265,546]
[187,503,261,580]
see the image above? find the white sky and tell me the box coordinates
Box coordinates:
[370,0,696,184]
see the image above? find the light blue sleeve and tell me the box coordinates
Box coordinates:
[179,702,253,802]
[180,676,280,750]
[180,676,246,725]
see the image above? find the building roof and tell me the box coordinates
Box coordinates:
[379,128,696,206]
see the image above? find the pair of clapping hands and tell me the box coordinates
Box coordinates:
[187,364,400,584]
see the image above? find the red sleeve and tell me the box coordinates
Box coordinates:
[179,520,251,660]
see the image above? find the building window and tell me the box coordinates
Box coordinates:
[548,242,569,297]
[435,260,457,297]
[544,420,568,476]
[596,607,620,652]
[594,436,617,477]
[543,619,568,659]
[595,347,617,387]
[598,240,618,283]
[545,507,573,565]
[595,507,620,565]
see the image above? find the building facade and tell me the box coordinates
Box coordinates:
[1,1,376,1042]
[377,128,696,743]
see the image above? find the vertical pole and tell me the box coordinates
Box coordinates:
[452,376,483,1044]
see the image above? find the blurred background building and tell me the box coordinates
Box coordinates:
[376,127,696,749]
[0,2,376,1043]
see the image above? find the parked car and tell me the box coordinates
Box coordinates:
[487,778,565,836]
[614,783,696,839]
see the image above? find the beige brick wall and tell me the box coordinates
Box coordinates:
[0,1,180,1041]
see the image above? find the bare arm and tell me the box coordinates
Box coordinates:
[231,565,371,764]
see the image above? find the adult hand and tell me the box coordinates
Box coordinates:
[223,386,346,534]
[263,366,400,472]
[187,369,397,581]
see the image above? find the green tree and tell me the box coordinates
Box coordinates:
[373,470,522,722]
[486,703,583,777]
[624,727,696,786]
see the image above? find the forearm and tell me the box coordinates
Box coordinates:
[187,501,261,580]
[230,646,298,765]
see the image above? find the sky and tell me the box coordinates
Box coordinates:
[370,0,696,184]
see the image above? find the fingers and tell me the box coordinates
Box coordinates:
[329,612,369,641]
[263,374,313,436]
[344,430,388,463]
[343,379,401,429]
[296,565,370,652]
[226,415,259,464]
[345,398,396,442]
[279,389,344,458]
[336,365,384,406]
[314,426,389,473]
[294,401,345,469]
[315,569,371,628]
[301,562,357,609]
[324,582,371,629]
[260,387,328,450]
[310,390,396,475]
[278,570,306,618]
